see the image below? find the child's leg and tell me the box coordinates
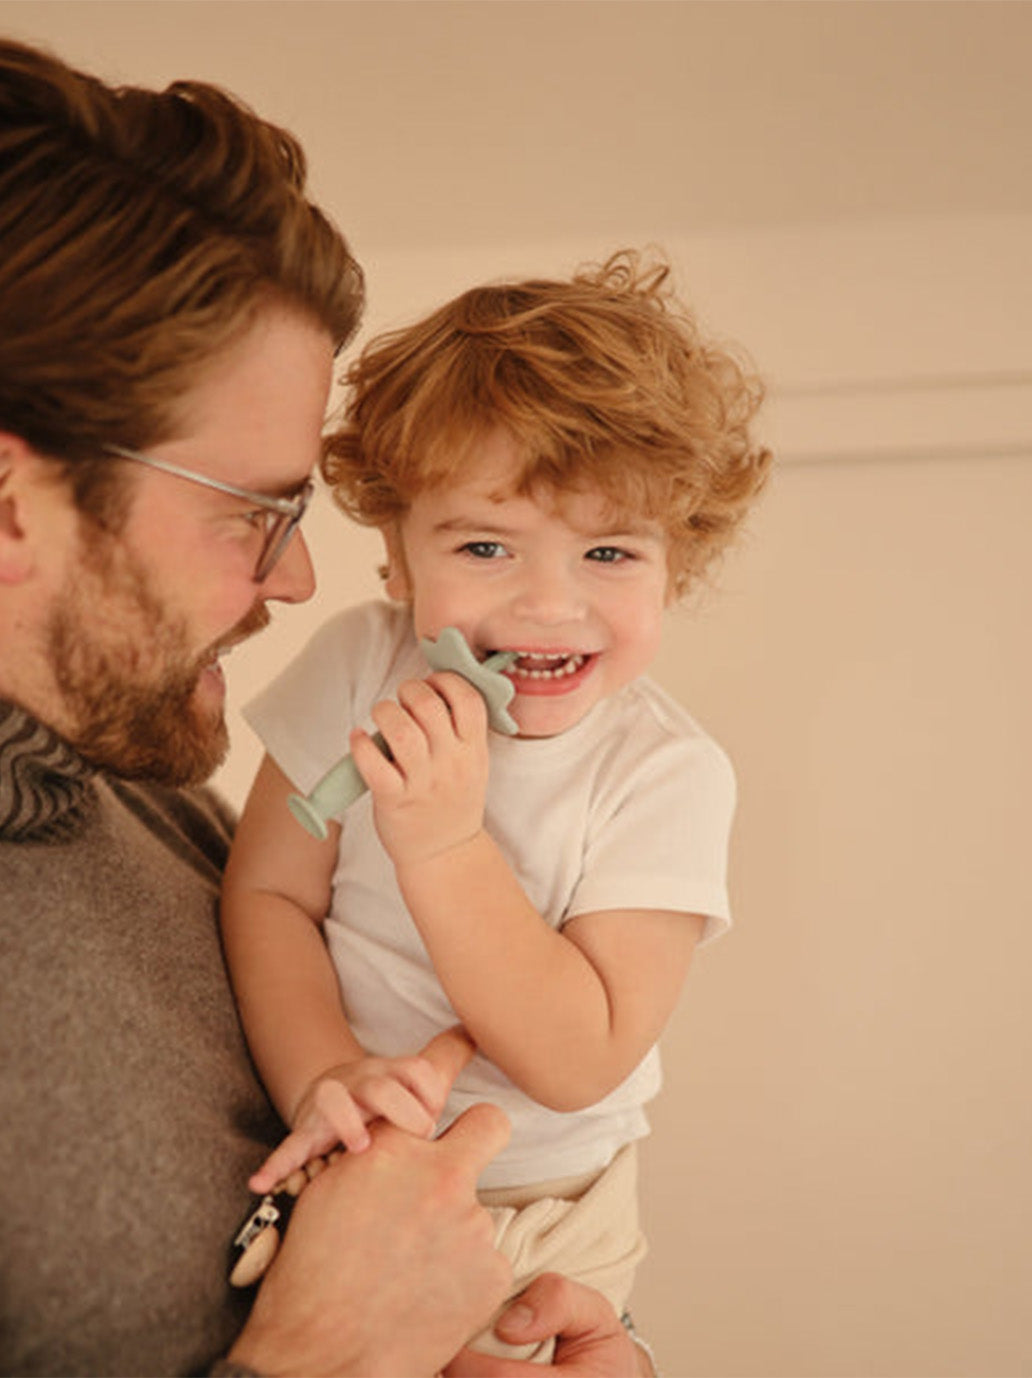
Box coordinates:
[471,1143,646,1364]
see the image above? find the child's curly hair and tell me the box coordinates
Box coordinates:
[323,250,771,598]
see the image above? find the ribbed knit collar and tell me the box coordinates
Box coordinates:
[0,700,98,841]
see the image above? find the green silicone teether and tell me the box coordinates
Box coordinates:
[286,629,517,840]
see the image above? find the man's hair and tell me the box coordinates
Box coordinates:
[0,39,364,521]
[323,250,770,598]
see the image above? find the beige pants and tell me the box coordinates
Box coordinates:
[470,1143,646,1363]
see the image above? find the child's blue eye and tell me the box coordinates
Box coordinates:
[461,541,507,560]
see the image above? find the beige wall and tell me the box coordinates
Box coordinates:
[3,4,1029,1374]
[640,439,1032,1378]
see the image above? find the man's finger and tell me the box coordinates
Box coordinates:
[442,1345,515,1377]
[418,1025,477,1095]
[435,1102,512,1180]
[495,1272,622,1345]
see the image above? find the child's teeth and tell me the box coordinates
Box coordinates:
[511,654,586,680]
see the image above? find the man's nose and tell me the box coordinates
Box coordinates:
[259,529,316,604]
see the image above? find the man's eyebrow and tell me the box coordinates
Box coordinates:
[254,472,313,501]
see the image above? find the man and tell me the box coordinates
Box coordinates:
[0,36,647,1377]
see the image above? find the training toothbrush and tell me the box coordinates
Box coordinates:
[286,628,518,840]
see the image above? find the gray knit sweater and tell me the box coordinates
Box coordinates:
[0,701,280,1376]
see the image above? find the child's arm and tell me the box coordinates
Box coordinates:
[220,754,449,1190]
[352,672,706,1113]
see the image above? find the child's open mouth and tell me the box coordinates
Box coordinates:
[508,652,588,681]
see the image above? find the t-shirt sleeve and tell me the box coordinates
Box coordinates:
[567,732,737,946]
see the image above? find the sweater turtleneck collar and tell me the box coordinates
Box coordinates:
[0,700,98,842]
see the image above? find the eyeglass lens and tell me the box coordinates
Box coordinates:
[255,512,301,582]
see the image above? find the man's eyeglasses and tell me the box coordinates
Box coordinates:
[105,444,314,583]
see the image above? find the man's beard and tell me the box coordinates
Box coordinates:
[46,529,270,787]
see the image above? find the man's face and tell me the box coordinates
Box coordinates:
[41,304,333,784]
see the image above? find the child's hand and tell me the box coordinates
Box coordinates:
[248,1051,450,1194]
[350,671,491,868]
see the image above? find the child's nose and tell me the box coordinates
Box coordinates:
[510,565,585,625]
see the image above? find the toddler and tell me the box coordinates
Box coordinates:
[221,250,770,1361]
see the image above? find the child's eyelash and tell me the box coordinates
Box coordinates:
[457,541,640,563]
[586,546,634,563]
[459,540,506,558]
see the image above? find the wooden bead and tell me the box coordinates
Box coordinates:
[229,1224,279,1288]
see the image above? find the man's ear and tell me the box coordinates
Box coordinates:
[0,433,37,584]
[380,523,412,602]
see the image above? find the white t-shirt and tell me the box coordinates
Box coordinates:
[246,600,735,1187]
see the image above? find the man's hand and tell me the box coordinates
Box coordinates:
[444,1273,653,1377]
[227,1029,513,1378]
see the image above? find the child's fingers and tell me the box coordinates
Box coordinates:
[418,1026,476,1095]
[350,726,403,794]
[370,695,429,767]
[309,1078,373,1154]
[401,673,489,753]
[357,1076,438,1138]
[248,1050,458,1196]
[424,671,488,741]
[343,1056,446,1138]
[396,677,456,741]
[354,703,429,791]
[391,1052,451,1119]
[248,1125,327,1194]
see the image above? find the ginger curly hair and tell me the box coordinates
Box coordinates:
[323,250,770,598]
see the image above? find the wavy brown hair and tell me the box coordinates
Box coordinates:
[323,250,770,598]
[0,39,364,523]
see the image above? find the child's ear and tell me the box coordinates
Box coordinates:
[380,523,412,602]
[0,434,38,585]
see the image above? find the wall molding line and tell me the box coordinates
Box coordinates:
[765,373,1032,468]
